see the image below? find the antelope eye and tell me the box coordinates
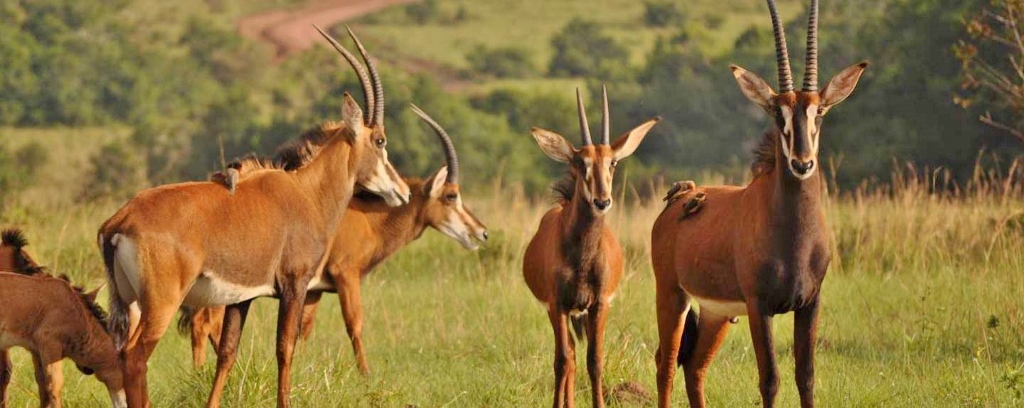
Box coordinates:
[375,138,386,148]
[610,160,618,168]
[445,193,458,202]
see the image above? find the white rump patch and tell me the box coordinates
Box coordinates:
[182,272,275,307]
[111,234,143,305]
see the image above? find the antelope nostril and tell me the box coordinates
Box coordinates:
[790,159,814,174]
[593,199,611,210]
[482,231,489,241]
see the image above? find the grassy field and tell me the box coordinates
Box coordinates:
[2,129,1023,407]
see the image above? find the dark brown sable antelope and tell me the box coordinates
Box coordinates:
[650,1,867,407]
[0,273,126,408]
[97,26,411,408]
[189,106,487,408]
[0,229,45,276]
[524,87,659,408]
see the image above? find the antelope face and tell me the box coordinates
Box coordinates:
[531,87,659,215]
[731,62,868,180]
[339,94,411,207]
[423,167,488,250]
[355,126,411,207]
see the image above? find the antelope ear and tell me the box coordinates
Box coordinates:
[612,117,660,160]
[530,127,576,163]
[424,166,448,198]
[341,92,365,140]
[731,65,776,111]
[819,61,869,114]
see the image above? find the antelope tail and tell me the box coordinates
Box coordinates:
[177,306,197,336]
[100,234,130,351]
[570,315,586,344]
[677,307,699,367]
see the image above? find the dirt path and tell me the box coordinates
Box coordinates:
[237,0,418,62]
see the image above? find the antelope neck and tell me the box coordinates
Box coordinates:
[562,187,606,268]
[294,139,358,230]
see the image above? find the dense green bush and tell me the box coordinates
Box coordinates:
[466,45,536,78]
[548,18,630,80]
[643,1,685,27]
[81,141,148,202]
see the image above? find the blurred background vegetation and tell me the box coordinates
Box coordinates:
[0,0,1022,202]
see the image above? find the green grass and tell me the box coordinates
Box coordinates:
[2,127,1023,406]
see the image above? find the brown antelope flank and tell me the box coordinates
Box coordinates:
[97,26,411,408]
[650,1,867,407]
[0,229,45,276]
[185,105,487,403]
[0,272,126,408]
[523,86,659,408]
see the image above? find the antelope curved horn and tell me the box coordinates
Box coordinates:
[313,24,374,125]
[601,85,610,145]
[410,104,459,184]
[766,0,794,93]
[346,26,385,127]
[576,87,593,146]
[803,0,819,91]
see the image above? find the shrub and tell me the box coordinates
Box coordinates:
[466,45,536,78]
[643,1,685,27]
[81,141,148,202]
[548,18,630,79]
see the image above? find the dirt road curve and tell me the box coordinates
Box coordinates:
[237,0,418,62]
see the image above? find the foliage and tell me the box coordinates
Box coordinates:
[0,142,48,200]
[956,0,1024,144]
[80,141,148,202]
[406,0,440,24]
[643,1,686,27]
[466,45,537,78]
[548,18,631,80]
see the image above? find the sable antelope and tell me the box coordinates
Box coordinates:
[650,1,867,407]
[188,106,487,402]
[0,273,126,408]
[523,86,659,408]
[97,26,411,408]
[0,229,45,275]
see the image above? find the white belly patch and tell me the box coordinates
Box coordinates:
[691,295,748,317]
[183,273,275,307]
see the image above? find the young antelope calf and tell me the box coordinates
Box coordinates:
[523,87,658,408]
[0,273,126,408]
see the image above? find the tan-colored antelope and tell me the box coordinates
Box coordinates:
[97,26,411,408]
[191,105,487,408]
[0,229,45,276]
[651,1,867,407]
[0,273,126,408]
[524,87,659,408]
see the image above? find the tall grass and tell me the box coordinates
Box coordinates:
[1,155,1022,406]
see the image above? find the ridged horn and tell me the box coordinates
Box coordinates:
[313,24,373,125]
[601,85,610,145]
[803,0,819,91]
[410,104,459,184]
[576,87,593,146]
[766,0,794,93]
[346,26,385,126]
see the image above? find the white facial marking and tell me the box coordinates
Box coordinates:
[182,273,275,307]
[580,157,594,202]
[779,105,795,160]
[806,104,820,156]
[438,197,478,250]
